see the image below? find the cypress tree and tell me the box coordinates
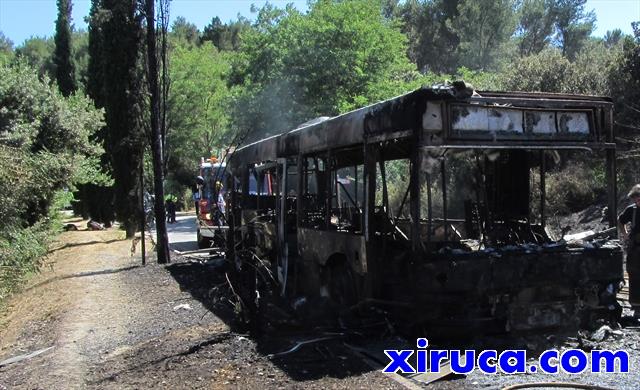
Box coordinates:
[72,0,116,227]
[101,0,145,237]
[53,0,76,96]
[87,0,105,107]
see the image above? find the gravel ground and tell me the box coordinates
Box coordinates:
[0,220,638,389]
[0,225,402,389]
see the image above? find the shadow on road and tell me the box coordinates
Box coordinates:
[24,265,142,292]
[164,260,374,381]
[48,239,124,254]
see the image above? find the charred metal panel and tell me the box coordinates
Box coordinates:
[229,134,280,170]
[449,103,594,141]
[297,227,367,275]
[452,105,523,133]
[410,246,623,330]
[422,101,444,132]
[279,88,464,157]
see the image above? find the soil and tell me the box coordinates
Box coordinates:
[1,219,639,389]
[0,223,402,389]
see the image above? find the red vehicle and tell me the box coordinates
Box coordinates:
[195,157,227,248]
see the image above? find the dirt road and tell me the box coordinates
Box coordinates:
[0,221,401,389]
[2,218,640,389]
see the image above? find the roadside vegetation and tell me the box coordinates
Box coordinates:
[0,0,638,301]
[0,61,105,306]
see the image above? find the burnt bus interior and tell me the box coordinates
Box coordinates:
[226,86,623,334]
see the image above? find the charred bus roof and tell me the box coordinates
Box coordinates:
[229,85,614,169]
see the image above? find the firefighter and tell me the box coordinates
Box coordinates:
[165,196,177,224]
[215,181,226,226]
[618,184,640,317]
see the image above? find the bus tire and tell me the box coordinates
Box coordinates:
[325,256,357,309]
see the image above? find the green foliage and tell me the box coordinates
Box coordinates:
[87,0,106,107]
[0,31,13,56]
[515,0,556,56]
[166,41,231,185]
[544,161,606,215]
[451,0,517,70]
[54,0,77,96]
[234,0,418,139]
[72,31,89,92]
[99,0,146,236]
[0,219,57,305]
[0,61,105,225]
[551,0,595,59]
[499,40,619,95]
[0,59,104,304]
[170,16,200,47]
[604,29,624,49]
[15,36,56,80]
[395,0,461,74]
[499,48,573,93]
[201,16,253,51]
[609,23,640,132]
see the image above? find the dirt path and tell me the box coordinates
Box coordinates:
[0,224,401,389]
[4,223,638,389]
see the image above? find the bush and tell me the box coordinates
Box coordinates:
[0,220,58,305]
[544,161,607,215]
[0,60,104,305]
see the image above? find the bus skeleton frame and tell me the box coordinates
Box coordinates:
[226,84,623,334]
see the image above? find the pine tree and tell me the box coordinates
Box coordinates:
[54,0,77,96]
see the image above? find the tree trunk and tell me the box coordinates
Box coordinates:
[145,0,170,264]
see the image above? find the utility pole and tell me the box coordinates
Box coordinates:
[145,0,170,264]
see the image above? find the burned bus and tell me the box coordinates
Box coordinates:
[226,84,623,333]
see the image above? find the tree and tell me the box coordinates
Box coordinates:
[0,32,13,63]
[515,0,555,56]
[499,48,572,93]
[608,23,640,200]
[170,16,199,46]
[145,0,170,264]
[201,16,251,51]
[450,0,517,70]
[0,61,105,296]
[100,0,145,237]
[234,0,418,139]
[87,0,105,107]
[604,29,623,49]
[551,0,595,59]
[72,31,89,91]
[610,22,640,133]
[74,0,116,226]
[499,41,617,96]
[0,32,12,54]
[166,42,231,185]
[54,0,77,96]
[14,37,55,80]
[0,61,104,226]
[396,0,461,73]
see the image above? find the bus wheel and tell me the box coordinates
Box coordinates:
[326,259,357,310]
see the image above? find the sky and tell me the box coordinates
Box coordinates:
[0,0,638,47]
